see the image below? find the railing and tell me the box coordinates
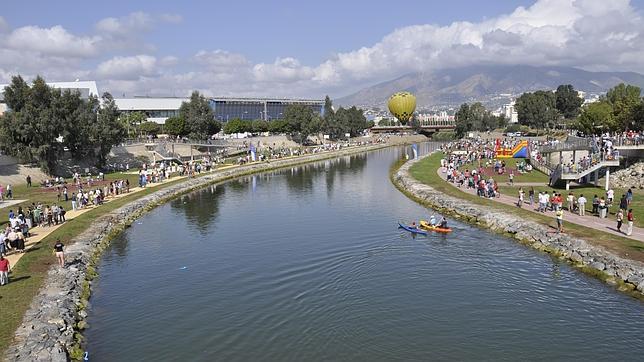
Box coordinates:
[537,137,592,153]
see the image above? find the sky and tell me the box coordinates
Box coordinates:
[1,0,643,99]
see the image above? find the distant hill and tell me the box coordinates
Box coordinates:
[335,65,644,109]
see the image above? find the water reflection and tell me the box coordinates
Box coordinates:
[170,185,225,232]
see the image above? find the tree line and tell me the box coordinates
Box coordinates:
[454,83,643,137]
[0,76,125,173]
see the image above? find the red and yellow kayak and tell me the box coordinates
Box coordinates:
[420,220,452,233]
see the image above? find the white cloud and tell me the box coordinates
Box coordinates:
[5,25,100,58]
[253,57,315,83]
[95,12,153,36]
[2,1,644,99]
[96,55,157,80]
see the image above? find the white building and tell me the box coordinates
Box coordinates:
[501,101,519,124]
[416,111,454,125]
[114,97,189,124]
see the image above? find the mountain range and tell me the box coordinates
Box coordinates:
[335,65,644,110]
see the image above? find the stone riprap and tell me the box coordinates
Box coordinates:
[393,153,644,297]
[611,162,644,189]
[5,144,388,362]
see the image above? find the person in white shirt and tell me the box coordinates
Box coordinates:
[607,189,614,204]
[577,194,587,216]
[567,193,575,213]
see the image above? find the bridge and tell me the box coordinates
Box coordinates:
[370,123,455,135]
[532,136,622,190]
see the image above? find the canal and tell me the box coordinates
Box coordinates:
[86,145,644,361]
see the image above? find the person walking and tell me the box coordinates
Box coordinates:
[599,197,607,218]
[509,171,514,186]
[567,192,575,213]
[26,175,31,187]
[0,254,9,285]
[616,209,624,233]
[592,194,599,215]
[6,184,12,199]
[71,193,77,211]
[626,209,634,236]
[577,194,587,216]
[53,239,65,268]
[556,208,564,233]
[619,194,628,211]
[529,187,535,206]
[517,188,524,208]
[626,188,633,206]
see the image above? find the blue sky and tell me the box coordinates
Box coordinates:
[1,0,536,64]
[1,0,644,98]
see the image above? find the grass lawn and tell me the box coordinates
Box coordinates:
[408,152,644,261]
[0,172,141,227]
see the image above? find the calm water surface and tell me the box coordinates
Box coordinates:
[86,145,644,361]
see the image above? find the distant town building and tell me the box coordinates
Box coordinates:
[501,101,519,124]
[114,97,188,124]
[416,111,455,125]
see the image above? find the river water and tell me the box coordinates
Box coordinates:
[86,145,644,361]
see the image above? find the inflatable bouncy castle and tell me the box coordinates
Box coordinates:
[495,139,528,158]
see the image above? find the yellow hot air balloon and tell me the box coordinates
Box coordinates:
[388,92,416,125]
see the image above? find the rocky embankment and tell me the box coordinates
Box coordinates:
[393,154,644,297]
[4,144,388,362]
[611,162,644,189]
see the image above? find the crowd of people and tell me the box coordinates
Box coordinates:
[440,136,637,236]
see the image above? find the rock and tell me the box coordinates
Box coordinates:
[590,262,605,271]
[570,252,583,263]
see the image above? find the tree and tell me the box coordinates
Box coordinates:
[179,91,220,140]
[163,116,187,136]
[575,101,614,135]
[121,111,147,138]
[555,84,584,119]
[223,118,251,134]
[0,76,61,172]
[454,102,505,137]
[251,119,269,133]
[323,95,334,120]
[92,93,127,167]
[606,83,641,131]
[283,104,315,143]
[515,90,559,130]
[268,119,288,133]
[139,121,161,136]
[2,75,30,112]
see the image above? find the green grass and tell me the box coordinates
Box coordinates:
[408,152,644,260]
[0,172,141,227]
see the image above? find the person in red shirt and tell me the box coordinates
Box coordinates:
[0,255,10,285]
[626,209,634,236]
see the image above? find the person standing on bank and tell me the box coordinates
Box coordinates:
[626,209,634,236]
[555,209,564,233]
[53,239,65,268]
[26,175,31,187]
[616,209,624,233]
[0,254,9,285]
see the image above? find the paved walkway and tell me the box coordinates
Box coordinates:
[438,168,644,242]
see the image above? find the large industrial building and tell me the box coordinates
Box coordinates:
[210,97,324,122]
[0,80,324,124]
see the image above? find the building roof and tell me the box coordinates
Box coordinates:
[210,97,324,104]
[114,97,189,111]
[0,80,99,99]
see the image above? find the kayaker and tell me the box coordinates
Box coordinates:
[429,214,437,226]
[439,217,448,229]
[410,222,418,229]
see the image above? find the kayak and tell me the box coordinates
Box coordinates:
[419,220,453,233]
[398,222,428,235]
